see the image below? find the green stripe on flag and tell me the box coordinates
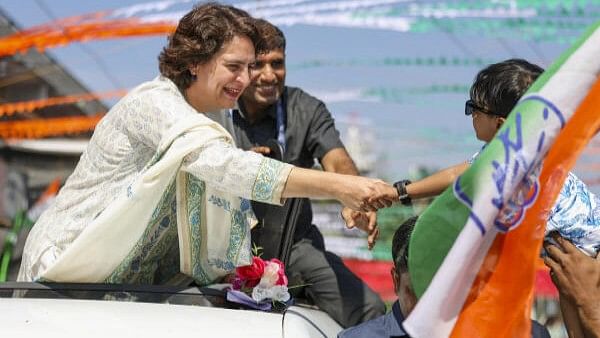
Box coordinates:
[408,193,470,297]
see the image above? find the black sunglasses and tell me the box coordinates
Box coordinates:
[465,100,496,116]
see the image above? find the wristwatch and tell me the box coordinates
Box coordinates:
[393,179,412,206]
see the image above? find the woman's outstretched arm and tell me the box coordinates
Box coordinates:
[282,167,397,212]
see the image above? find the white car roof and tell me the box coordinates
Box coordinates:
[0,296,342,337]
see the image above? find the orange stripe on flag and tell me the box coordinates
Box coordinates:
[451,78,600,337]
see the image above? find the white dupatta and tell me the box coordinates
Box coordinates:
[40,114,256,285]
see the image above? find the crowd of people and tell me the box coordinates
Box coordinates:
[14,2,600,337]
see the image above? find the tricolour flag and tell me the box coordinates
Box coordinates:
[403,21,600,338]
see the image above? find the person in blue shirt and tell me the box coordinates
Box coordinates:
[339,216,551,338]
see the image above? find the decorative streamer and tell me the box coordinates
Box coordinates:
[2,0,599,57]
[249,0,408,18]
[306,85,470,104]
[288,56,494,70]
[362,85,470,101]
[0,114,104,139]
[0,18,176,57]
[0,90,126,116]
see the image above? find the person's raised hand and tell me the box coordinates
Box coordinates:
[543,232,600,337]
[543,233,600,305]
[341,207,380,250]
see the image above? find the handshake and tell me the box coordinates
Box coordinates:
[334,176,400,213]
[332,175,403,250]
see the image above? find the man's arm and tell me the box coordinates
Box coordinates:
[301,92,393,247]
[559,294,586,338]
[321,147,360,175]
[320,148,385,249]
[544,233,600,338]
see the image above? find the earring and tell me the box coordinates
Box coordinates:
[190,70,197,81]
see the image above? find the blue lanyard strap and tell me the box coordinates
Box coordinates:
[276,98,286,151]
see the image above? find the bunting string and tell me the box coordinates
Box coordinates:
[0,114,104,139]
[0,90,126,116]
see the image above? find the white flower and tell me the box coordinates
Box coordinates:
[251,284,290,303]
[251,285,272,302]
[270,285,290,302]
[258,261,280,287]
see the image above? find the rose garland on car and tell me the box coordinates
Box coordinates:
[226,254,292,311]
[234,256,290,303]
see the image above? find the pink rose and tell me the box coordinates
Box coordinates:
[236,256,265,288]
[270,258,288,286]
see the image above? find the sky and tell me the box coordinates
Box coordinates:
[1,0,599,189]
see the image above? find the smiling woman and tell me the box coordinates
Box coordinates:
[185,35,255,112]
[17,3,397,286]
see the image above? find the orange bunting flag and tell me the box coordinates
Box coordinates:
[0,90,126,116]
[0,16,175,57]
[0,114,104,139]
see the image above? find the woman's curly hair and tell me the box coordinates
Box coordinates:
[158,2,258,90]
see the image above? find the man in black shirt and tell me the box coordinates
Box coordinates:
[209,19,385,327]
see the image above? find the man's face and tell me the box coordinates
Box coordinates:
[241,49,286,109]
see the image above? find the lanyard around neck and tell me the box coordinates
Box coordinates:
[229,97,286,151]
[275,98,286,151]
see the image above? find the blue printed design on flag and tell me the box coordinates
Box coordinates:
[454,96,564,236]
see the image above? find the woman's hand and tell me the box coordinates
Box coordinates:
[282,168,397,212]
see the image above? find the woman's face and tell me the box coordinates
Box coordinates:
[186,35,255,112]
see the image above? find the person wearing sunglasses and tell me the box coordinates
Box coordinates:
[389,59,544,205]
[392,59,599,256]
[389,59,600,255]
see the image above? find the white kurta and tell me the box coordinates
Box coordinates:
[18,76,292,284]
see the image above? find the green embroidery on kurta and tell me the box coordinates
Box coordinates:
[252,158,286,202]
[105,180,178,284]
[106,171,251,286]
[185,174,211,285]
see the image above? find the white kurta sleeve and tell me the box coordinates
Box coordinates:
[181,139,293,205]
